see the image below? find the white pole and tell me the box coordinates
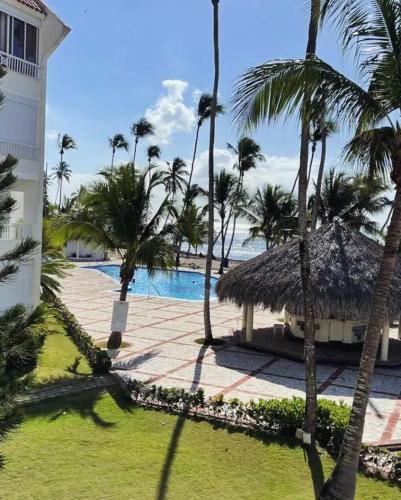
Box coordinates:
[381,318,390,362]
[242,305,248,331]
[398,314,401,340]
[246,304,254,343]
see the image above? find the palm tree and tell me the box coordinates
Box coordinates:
[176,203,208,258]
[58,164,174,349]
[147,145,161,169]
[214,169,237,274]
[233,0,322,445]
[52,161,72,212]
[162,158,188,200]
[131,118,154,168]
[58,133,76,164]
[224,137,265,262]
[233,0,401,496]
[242,185,297,250]
[188,94,224,190]
[109,133,129,171]
[204,0,220,344]
[311,170,390,234]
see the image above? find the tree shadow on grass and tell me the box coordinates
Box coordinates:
[157,342,210,500]
[304,446,325,499]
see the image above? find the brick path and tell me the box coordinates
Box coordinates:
[61,266,401,447]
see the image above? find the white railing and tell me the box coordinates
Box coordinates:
[0,51,39,79]
[0,141,39,161]
[0,224,33,241]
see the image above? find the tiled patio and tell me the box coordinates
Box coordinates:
[61,265,401,447]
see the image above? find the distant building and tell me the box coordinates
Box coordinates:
[0,0,69,311]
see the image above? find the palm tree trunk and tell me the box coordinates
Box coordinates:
[299,0,320,445]
[59,178,63,212]
[133,138,139,168]
[307,142,317,187]
[320,183,401,499]
[111,149,115,172]
[290,171,299,197]
[218,210,225,274]
[311,130,327,230]
[188,124,201,189]
[224,172,244,262]
[204,0,220,343]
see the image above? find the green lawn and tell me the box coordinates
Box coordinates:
[0,323,399,499]
[32,317,91,386]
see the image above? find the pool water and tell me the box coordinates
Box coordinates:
[91,265,218,301]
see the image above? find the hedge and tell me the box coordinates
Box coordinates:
[51,298,111,374]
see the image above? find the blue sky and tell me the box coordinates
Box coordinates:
[44,0,359,202]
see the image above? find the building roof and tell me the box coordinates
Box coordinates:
[17,0,46,14]
[216,220,401,321]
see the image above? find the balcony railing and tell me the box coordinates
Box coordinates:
[0,224,33,241]
[0,51,39,79]
[0,140,39,161]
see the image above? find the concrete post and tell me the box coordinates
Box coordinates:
[242,305,248,332]
[381,318,390,362]
[246,304,254,343]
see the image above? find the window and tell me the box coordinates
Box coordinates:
[0,11,38,64]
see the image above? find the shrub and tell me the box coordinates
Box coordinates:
[50,298,111,374]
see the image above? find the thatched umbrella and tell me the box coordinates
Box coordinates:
[217,220,401,322]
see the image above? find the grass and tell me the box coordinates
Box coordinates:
[0,390,399,499]
[96,340,132,349]
[0,320,399,499]
[32,316,91,386]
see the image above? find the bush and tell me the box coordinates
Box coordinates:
[50,298,111,374]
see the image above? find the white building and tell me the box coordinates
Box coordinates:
[0,0,69,311]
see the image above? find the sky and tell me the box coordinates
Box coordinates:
[43,0,372,215]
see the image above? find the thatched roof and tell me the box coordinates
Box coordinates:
[216,220,401,321]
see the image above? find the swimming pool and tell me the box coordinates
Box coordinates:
[90,265,218,301]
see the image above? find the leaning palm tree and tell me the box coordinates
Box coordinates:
[214,169,237,274]
[242,185,297,250]
[58,133,76,164]
[131,118,154,167]
[204,0,220,344]
[52,161,72,212]
[109,133,129,171]
[147,145,161,169]
[188,94,224,190]
[234,0,401,496]
[162,158,188,201]
[58,164,174,349]
[233,0,322,446]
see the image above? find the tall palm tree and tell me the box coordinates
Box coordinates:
[224,137,265,262]
[58,133,76,164]
[59,164,174,349]
[233,0,322,444]
[162,158,188,201]
[52,161,72,212]
[147,145,161,169]
[109,133,129,171]
[204,0,220,344]
[234,0,401,496]
[188,94,224,190]
[242,185,297,250]
[214,169,237,274]
[131,118,154,168]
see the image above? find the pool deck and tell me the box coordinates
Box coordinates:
[61,265,401,448]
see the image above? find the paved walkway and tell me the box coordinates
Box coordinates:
[17,376,117,405]
[61,266,401,447]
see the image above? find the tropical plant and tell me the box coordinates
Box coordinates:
[176,203,208,257]
[52,161,72,212]
[162,158,188,200]
[233,0,322,445]
[214,169,237,273]
[224,137,265,262]
[109,133,129,171]
[204,0,220,344]
[131,118,154,167]
[310,170,390,234]
[147,145,161,169]
[58,133,76,164]
[242,185,297,250]
[58,164,175,349]
[188,94,224,190]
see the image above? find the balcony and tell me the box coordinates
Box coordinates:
[0,51,39,79]
[0,224,33,241]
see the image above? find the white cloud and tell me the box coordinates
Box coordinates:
[145,80,196,144]
[45,129,59,141]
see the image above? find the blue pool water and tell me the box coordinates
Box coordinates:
[91,265,218,301]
